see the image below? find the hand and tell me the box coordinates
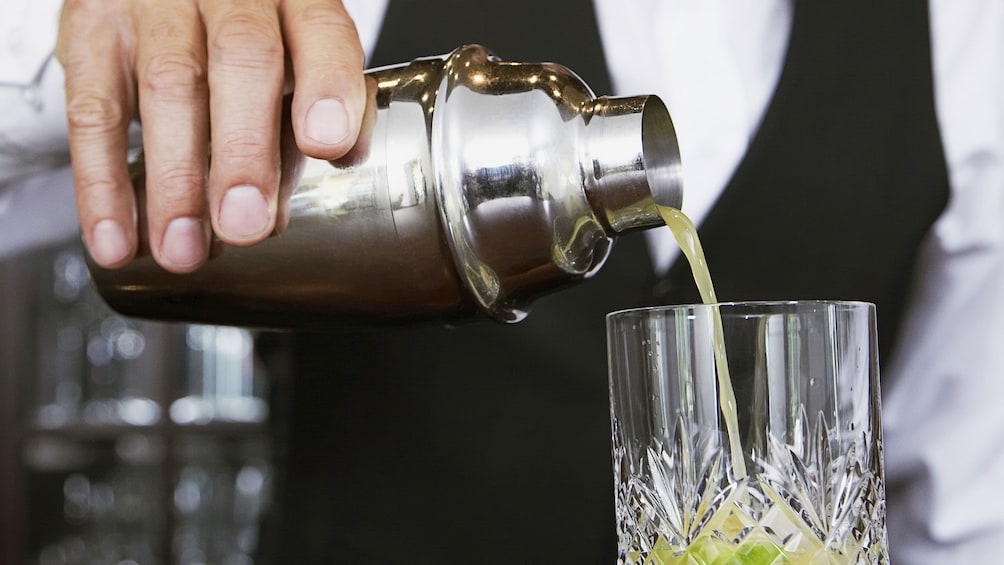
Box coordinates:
[56,0,366,273]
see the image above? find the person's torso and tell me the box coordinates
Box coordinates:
[273,1,948,562]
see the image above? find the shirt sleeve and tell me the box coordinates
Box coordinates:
[881,0,1004,561]
[0,0,79,261]
[0,0,69,185]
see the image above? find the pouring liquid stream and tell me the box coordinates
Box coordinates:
[657,205,748,480]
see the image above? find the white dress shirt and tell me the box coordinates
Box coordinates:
[1,1,1002,562]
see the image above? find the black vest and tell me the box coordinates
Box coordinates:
[269,1,948,562]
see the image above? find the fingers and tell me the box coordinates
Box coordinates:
[60,0,369,270]
[136,0,211,273]
[57,0,137,269]
[202,0,285,247]
[280,0,366,160]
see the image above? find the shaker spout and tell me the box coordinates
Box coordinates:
[582,95,683,234]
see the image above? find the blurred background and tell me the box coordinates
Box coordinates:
[1,237,288,565]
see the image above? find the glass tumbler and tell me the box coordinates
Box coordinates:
[607,301,888,564]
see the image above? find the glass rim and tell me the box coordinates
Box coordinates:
[606,299,876,321]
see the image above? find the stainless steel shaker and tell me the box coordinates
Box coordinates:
[89,45,683,327]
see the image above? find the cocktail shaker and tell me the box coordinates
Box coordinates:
[89,45,683,327]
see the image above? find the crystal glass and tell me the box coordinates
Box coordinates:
[607,301,888,564]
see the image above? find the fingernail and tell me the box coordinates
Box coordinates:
[220,185,271,239]
[162,217,206,270]
[90,220,131,266]
[304,98,349,146]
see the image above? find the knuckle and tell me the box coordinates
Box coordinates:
[148,162,207,195]
[142,53,207,100]
[210,12,283,68]
[66,91,129,133]
[75,176,122,200]
[216,128,272,162]
[146,16,187,42]
[295,2,357,34]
